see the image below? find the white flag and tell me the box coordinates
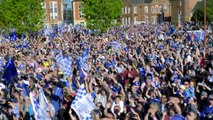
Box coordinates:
[30,91,51,120]
[71,84,96,120]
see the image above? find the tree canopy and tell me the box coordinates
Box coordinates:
[0,0,45,34]
[191,0,213,24]
[83,0,122,33]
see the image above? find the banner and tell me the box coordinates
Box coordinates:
[30,91,51,120]
[71,85,95,120]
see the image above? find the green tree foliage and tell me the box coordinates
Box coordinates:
[83,0,122,33]
[191,0,213,23]
[0,0,45,34]
[206,0,213,21]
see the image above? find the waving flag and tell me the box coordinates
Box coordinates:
[200,29,205,41]
[10,32,17,41]
[166,26,176,35]
[186,32,191,41]
[30,91,51,120]
[2,58,18,83]
[9,28,17,41]
[55,54,72,77]
[71,84,95,120]
[108,41,122,50]
[77,46,90,73]
[194,32,200,42]
[81,47,90,61]
[38,88,49,113]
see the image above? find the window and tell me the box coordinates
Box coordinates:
[134,7,138,14]
[128,7,131,14]
[49,3,53,9]
[144,15,149,24]
[122,17,124,24]
[144,6,148,14]
[164,5,168,12]
[125,6,128,14]
[151,6,155,13]
[134,17,138,24]
[159,6,162,13]
[180,1,182,6]
[50,9,53,13]
[79,3,84,18]
[152,16,156,25]
[180,10,182,15]
[122,8,124,14]
[55,16,58,20]
[54,3,57,13]
[155,5,158,14]
[125,17,127,24]
[50,16,53,20]
[128,17,130,24]
[49,3,53,13]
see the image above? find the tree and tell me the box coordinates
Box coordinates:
[0,0,45,34]
[191,0,213,24]
[83,0,122,33]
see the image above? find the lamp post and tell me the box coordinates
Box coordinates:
[203,0,206,60]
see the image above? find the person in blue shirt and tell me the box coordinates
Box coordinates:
[201,94,213,120]
[23,97,34,120]
[183,81,195,99]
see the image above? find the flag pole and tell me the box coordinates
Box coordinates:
[203,0,206,60]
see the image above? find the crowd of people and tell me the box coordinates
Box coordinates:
[0,23,212,120]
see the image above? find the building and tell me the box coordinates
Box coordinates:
[43,0,64,27]
[171,0,199,23]
[72,0,171,26]
[122,0,171,25]
[72,0,86,26]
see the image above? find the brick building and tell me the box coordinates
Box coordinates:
[171,0,199,23]
[72,0,86,26]
[43,0,64,27]
[122,0,171,25]
[72,0,171,26]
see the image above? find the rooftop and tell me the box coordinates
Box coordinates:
[128,0,153,4]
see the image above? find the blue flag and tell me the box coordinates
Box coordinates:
[76,47,91,82]
[81,47,90,60]
[108,41,122,50]
[2,58,18,82]
[167,26,176,35]
[55,54,72,78]
[186,33,191,41]
[194,32,200,42]
[10,32,17,41]
[200,30,205,41]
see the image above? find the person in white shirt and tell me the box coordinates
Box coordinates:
[95,89,107,107]
[111,96,124,114]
